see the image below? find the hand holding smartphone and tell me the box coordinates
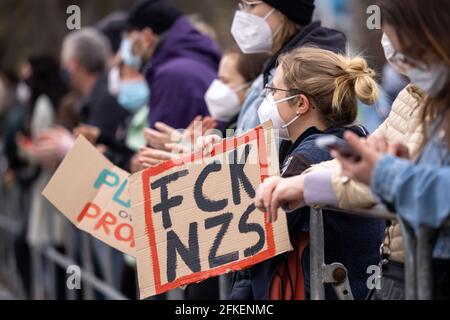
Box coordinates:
[315,134,362,162]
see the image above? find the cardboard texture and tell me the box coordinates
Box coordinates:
[130,122,292,299]
[42,136,135,257]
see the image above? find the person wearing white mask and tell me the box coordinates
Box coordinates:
[331,0,450,300]
[230,0,347,136]
[255,0,450,300]
[254,35,427,300]
[229,47,384,300]
[205,48,269,131]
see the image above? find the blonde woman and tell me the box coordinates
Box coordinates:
[233,47,384,300]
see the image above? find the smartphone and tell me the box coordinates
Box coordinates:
[315,135,361,162]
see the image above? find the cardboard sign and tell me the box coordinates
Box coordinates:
[42,136,135,257]
[130,122,292,299]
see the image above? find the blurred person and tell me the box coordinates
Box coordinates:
[126,1,223,299]
[14,55,69,299]
[75,42,150,153]
[136,49,269,170]
[0,67,35,298]
[266,0,450,301]
[254,30,427,300]
[231,0,347,135]
[28,29,135,299]
[242,47,384,300]
[32,28,133,169]
[204,48,270,132]
[61,28,129,142]
[331,0,450,300]
[126,0,222,131]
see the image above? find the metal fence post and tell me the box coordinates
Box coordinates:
[219,274,231,300]
[309,207,325,300]
[31,246,44,300]
[64,225,77,300]
[417,225,435,300]
[398,219,417,300]
[81,233,95,300]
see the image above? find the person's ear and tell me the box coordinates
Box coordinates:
[297,94,310,115]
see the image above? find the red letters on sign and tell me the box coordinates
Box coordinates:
[77,202,135,248]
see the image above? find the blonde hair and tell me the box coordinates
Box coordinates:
[278,47,379,128]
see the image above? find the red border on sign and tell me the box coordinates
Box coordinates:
[141,126,274,295]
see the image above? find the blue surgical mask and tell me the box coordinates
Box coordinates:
[117,81,150,113]
[120,38,142,70]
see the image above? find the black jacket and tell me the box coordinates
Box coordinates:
[78,74,134,170]
[230,126,385,300]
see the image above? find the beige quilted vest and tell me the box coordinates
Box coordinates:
[306,85,425,263]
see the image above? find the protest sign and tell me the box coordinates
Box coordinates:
[42,136,135,257]
[130,122,292,299]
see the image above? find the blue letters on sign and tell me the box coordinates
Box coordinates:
[94,169,131,209]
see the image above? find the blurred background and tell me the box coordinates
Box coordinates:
[0,0,384,70]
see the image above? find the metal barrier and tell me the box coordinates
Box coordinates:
[0,165,131,300]
[309,205,442,300]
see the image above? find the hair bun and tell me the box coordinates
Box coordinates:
[344,57,379,105]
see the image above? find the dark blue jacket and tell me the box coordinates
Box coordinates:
[230,126,385,300]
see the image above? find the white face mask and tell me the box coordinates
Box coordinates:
[408,63,449,97]
[231,9,281,54]
[381,33,449,96]
[381,33,403,74]
[205,80,248,122]
[257,92,300,141]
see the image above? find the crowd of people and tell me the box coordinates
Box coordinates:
[0,0,449,300]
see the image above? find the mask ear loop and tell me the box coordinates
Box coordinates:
[263,8,284,40]
[263,8,276,20]
[282,113,300,129]
[273,94,301,129]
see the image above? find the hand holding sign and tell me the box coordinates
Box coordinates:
[130,122,292,298]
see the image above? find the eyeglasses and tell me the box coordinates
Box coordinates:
[390,51,429,72]
[264,85,302,97]
[238,0,263,12]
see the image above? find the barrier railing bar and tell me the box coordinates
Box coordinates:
[309,207,326,300]
[398,219,417,300]
[417,225,435,300]
[43,247,128,300]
